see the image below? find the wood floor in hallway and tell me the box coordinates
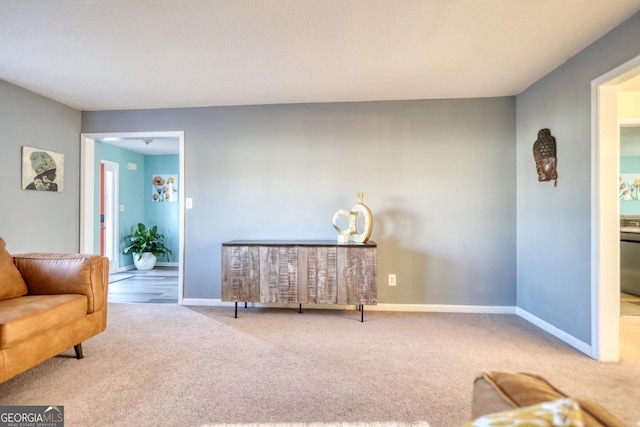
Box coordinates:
[621,291,640,315]
[108,266,178,304]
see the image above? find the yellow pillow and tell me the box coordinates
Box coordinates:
[463,398,584,427]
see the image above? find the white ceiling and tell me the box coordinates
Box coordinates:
[1,1,640,112]
[98,137,179,155]
[620,74,640,91]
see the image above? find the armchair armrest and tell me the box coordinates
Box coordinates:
[13,253,108,314]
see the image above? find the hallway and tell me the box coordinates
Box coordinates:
[108,266,178,303]
[621,291,640,315]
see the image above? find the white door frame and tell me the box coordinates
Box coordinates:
[80,131,186,305]
[591,55,640,361]
[101,160,120,274]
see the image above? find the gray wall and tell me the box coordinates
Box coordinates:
[0,80,81,253]
[83,98,517,303]
[516,12,640,344]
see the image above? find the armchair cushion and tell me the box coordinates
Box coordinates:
[0,237,28,301]
[0,294,87,347]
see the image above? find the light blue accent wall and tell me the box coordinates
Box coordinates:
[620,156,640,172]
[82,98,517,302]
[620,156,640,215]
[94,142,146,268]
[0,80,81,253]
[144,155,179,262]
[516,12,640,344]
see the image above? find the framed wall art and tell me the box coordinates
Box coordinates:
[152,174,177,202]
[21,146,64,192]
[620,174,640,200]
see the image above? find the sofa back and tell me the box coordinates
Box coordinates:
[13,254,108,314]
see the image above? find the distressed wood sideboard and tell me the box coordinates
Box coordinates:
[221,240,377,321]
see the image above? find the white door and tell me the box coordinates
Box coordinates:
[101,161,119,274]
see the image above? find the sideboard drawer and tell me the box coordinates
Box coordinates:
[337,246,377,305]
[221,245,260,302]
[298,246,338,304]
[259,246,298,303]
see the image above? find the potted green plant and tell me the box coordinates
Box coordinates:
[123,223,172,270]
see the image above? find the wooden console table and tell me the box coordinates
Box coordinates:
[221,240,377,321]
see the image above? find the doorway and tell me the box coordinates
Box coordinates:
[80,131,186,305]
[592,56,640,361]
[101,160,120,274]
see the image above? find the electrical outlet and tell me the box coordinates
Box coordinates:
[388,274,396,287]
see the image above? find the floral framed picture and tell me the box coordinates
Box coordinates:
[620,174,640,200]
[152,174,177,202]
[22,146,64,192]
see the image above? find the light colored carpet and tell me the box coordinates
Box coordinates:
[0,305,639,427]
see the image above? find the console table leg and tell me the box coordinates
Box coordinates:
[361,305,364,323]
[245,302,248,308]
[299,304,302,313]
[235,302,238,319]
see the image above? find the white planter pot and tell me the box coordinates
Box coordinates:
[133,252,157,271]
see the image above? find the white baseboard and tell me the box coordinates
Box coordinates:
[182,298,226,307]
[516,307,593,357]
[116,263,177,273]
[181,299,515,314]
[156,262,179,267]
[182,299,357,309]
[368,303,516,314]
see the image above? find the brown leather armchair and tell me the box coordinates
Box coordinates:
[0,237,108,383]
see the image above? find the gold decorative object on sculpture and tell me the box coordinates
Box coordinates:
[332,193,373,244]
